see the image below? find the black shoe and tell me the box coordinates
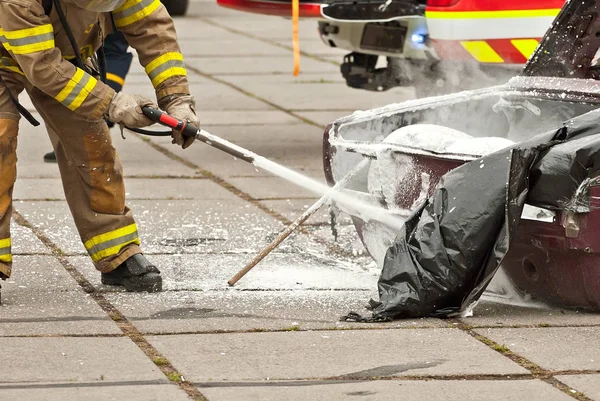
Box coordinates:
[101,254,162,292]
[43,151,57,163]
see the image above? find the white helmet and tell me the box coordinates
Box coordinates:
[69,0,127,11]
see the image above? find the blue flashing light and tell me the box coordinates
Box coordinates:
[411,33,426,44]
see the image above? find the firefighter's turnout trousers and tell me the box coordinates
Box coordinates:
[0,69,141,280]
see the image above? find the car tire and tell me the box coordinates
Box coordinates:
[162,0,189,16]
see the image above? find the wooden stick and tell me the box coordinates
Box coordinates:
[227,160,370,286]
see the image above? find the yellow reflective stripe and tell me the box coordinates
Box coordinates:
[55,68,85,103]
[460,41,504,63]
[511,39,540,60]
[426,9,561,19]
[0,238,11,263]
[6,40,54,55]
[54,68,97,111]
[106,72,125,86]
[2,24,53,40]
[84,224,140,262]
[69,74,97,111]
[145,52,187,87]
[85,223,138,249]
[89,238,141,262]
[150,67,187,87]
[113,0,161,28]
[0,25,54,55]
[145,52,183,74]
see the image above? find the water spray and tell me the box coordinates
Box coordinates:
[142,107,406,231]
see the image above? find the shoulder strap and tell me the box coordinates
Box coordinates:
[42,0,53,15]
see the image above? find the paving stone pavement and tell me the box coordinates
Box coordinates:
[1,1,599,400]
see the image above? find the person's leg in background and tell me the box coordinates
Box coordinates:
[44,31,133,162]
[101,31,133,127]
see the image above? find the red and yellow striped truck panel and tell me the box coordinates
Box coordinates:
[426,0,565,64]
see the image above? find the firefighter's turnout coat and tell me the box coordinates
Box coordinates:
[0,0,190,278]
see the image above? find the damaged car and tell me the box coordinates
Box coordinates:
[323,0,600,320]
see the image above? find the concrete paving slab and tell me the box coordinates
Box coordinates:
[200,16,323,41]
[148,328,527,382]
[259,199,330,225]
[295,110,357,127]
[130,81,275,111]
[189,56,339,75]
[273,38,349,56]
[476,327,600,371]
[121,69,207,84]
[174,110,301,126]
[1,337,164,382]
[176,26,248,43]
[11,220,50,254]
[319,55,346,65]
[14,198,284,255]
[464,300,600,327]
[113,134,199,177]
[0,383,191,401]
[201,122,325,144]
[178,38,291,57]
[13,178,234,201]
[199,379,573,401]
[220,73,348,87]
[14,201,84,255]
[71,250,379,292]
[174,16,247,39]
[16,118,61,180]
[307,223,373,262]
[150,136,267,179]
[558,375,600,400]
[103,290,444,334]
[13,179,64,200]
[216,80,415,111]
[130,199,284,254]
[211,72,345,84]
[0,255,120,336]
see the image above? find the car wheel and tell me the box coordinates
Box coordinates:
[162,0,189,16]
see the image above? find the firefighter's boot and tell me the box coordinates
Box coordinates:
[101,254,162,292]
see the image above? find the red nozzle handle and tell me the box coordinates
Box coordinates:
[142,107,198,138]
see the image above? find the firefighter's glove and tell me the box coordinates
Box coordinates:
[106,92,156,128]
[160,95,198,149]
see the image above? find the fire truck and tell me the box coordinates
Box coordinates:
[218,0,565,94]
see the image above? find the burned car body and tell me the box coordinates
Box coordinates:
[323,0,600,318]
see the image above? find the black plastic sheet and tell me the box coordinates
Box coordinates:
[345,109,600,321]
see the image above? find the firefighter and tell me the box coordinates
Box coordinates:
[0,0,198,292]
[44,30,132,163]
